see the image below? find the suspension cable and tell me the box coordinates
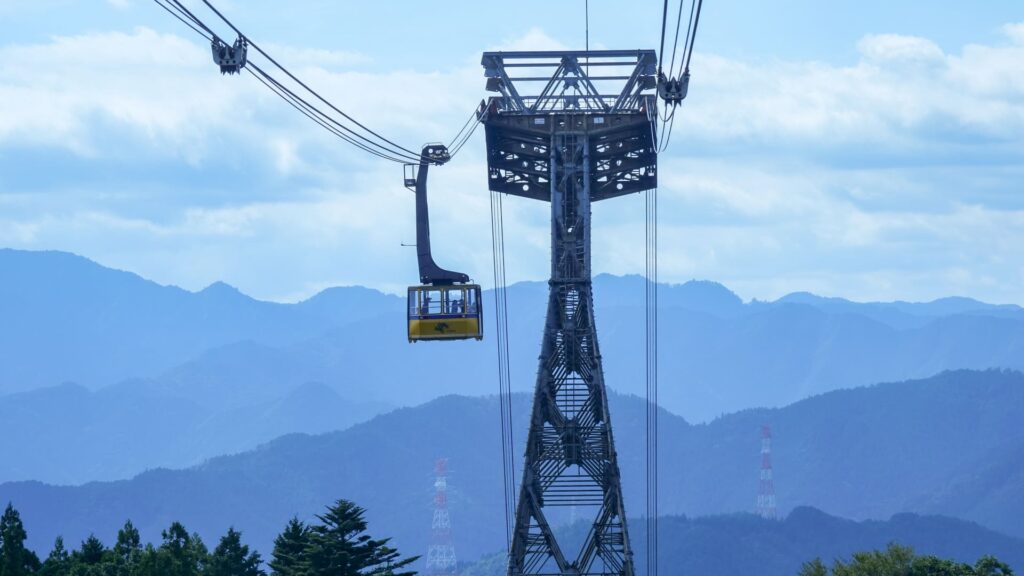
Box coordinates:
[668,0,694,79]
[657,0,669,74]
[246,65,415,164]
[490,189,516,559]
[154,0,489,166]
[153,0,211,40]
[193,0,423,161]
[155,0,423,164]
[655,0,704,152]
[682,0,704,75]
[645,184,659,576]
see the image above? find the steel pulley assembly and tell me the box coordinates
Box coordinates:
[211,36,247,74]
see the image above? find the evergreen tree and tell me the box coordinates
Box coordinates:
[303,500,417,576]
[269,518,310,576]
[110,520,143,576]
[0,503,42,576]
[158,522,209,576]
[75,536,106,566]
[113,521,142,564]
[799,559,828,576]
[39,537,70,576]
[799,544,1015,576]
[135,543,167,576]
[205,528,264,576]
[975,557,1014,576]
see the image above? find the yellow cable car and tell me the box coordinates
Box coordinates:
[404,144,484,343]
[408,284,483,342]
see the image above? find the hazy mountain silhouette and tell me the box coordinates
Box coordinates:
[0,379,389,484]
[1,370,1021,564]
[4,249,1022,414]
[464,507,1024,576]
[0,248,397,393]
[2,249,1023,484]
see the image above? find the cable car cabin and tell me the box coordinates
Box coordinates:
[408,285,483,342]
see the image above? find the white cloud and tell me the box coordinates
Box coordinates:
[857,34,945,63]
[0,26,1023,305]
[1004,22,1024,44]
[683,30,1024,146]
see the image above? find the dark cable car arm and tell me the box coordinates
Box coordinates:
[410,145,468,285]
[405,144,483,343]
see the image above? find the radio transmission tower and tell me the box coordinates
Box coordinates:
[481,50,659,576]
[757,426,777,520]
[427,459,458,576]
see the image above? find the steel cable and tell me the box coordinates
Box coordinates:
[158,0,422,163]
[155,0,488,167]
[195,0,424,162]
[490,189,517,561]
[645,184,660,576]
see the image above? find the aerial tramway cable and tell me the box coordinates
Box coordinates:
[645,184,659,576]
[153,0,485,166]
[490,188,516,558]
[155,0,682,568]
[655,0,704,151]
[194,0,425,162]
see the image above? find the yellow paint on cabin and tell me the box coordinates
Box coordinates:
[408,317,482,341]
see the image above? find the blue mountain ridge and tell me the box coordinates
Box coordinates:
[2,248,1023,485]
[1,370,1021,567]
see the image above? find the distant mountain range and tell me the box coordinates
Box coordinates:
[1,248,1022,484]
[0,248,397,393]
[0,380,388,484]
[464,507,1024,576]
[3,370,1022,564]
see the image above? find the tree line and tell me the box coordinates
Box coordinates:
[800,543,1014,576]
[0,499,416,576]
[2,499,1017,576]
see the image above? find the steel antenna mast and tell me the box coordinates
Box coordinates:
[480,49,659,576]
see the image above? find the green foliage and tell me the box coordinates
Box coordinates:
[1,503,42,576]
[206,528,263,576]
[74,536,106,566]
[799,559,828,576]
[800,543,1016,576]
[269,518,310,576]
[0,500,415,576]
[110,521,142,576]
[270,500,418,576]
[37,538,69,576]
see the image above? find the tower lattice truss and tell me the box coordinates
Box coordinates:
[427,459,458,576]
[481,50,658,576]
[757,426,777,520]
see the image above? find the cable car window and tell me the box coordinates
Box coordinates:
[467,288,478,313]
[421,289,443,315]
[446,288,466,314]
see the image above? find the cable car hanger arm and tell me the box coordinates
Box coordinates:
[405,144,469,286]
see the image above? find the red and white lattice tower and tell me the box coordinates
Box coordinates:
[427,459,458,576]
[757,425,777,520]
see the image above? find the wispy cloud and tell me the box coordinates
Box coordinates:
[0,25,1022,305]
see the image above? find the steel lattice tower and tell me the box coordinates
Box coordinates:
[427,459,458,576]
[757,426,777,520]
[481,50,658,576]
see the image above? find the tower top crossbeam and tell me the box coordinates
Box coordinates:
[481,50,657,115]
[481,50,658,203]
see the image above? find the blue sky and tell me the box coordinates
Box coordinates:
[0,0,1022,304]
